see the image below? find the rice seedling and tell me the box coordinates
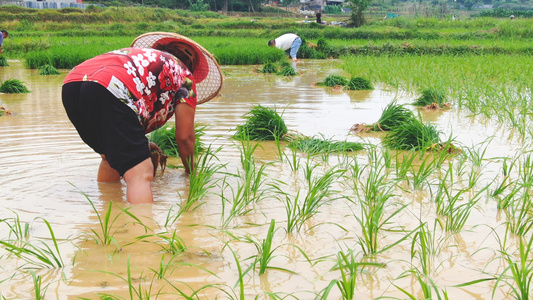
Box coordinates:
[38,64,61,75]
[382,118,442,151]
[80,189,151,246]
[137,229,187,256]
[1,210,30,240]
[0,56,9,67]
[231,219,297,276]
[30,271,48,300]
[179,145,224,213]
[351,102,415,133]
[434,182,488,233]
[413,88,448,107]
[0,218,64,268]
[287,136,364,156]
[393,150,418,181]
[233,105,288,141]
[493,233,533,300]
[319,249,385,300]
[258,62,278,74]
[395,268,449,300]
[316,74,348,87]
[220,139,273,228]
[504,191,533,236]
[284,164,344,232]
[409,154,438,190]
[347,76,373,90]
[0,79,30,93]
[277,65,298,76]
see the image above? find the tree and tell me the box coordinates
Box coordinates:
[346,0,373,27]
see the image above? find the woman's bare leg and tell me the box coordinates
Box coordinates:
[98,154,120,182]
[123,158,154,204]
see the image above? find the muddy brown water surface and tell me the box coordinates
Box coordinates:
[0,60,523,299]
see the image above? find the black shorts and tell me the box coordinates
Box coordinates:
[62,81,150,176]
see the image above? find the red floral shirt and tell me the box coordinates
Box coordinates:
[64,47,197,133]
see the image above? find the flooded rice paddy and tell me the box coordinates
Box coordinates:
[0,59,528,299]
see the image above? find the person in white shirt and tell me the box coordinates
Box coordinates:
[268,33,302,61]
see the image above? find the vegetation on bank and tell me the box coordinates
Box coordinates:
[0,6,532,68]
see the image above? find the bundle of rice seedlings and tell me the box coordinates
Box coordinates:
[148,124,206,157]
[288,136,364,154]
[278,65,298,76]
[258,62,278,74]
[0,56,8,67]
[413,88,447,108]
[234,105,288,141]
[351,101,415,133]
[39,64,61,75]
[0,79,30,93]
[347,77,373,90]
[317,74,348,87]
[382,118,441,151]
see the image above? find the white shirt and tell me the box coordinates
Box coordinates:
[274,33,299,51]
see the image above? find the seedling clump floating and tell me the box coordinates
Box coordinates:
[39,64,61,75]
[351,101,415,133]
[0,79,30,93]
[0,56,8,67]
[258,62,278,74]
[317,74,373,90]
[348,76,373,90]
[234,105,288,141]
[382,118,442,151]
[277,65,297,76]
[288,137,364,154]
[413,88,450,109]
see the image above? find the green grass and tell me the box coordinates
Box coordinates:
[233,105,288,141]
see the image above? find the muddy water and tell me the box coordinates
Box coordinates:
[0,60,521,299]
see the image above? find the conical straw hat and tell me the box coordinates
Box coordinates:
[131,32,223,104]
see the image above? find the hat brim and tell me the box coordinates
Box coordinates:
[131,32,223,105]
